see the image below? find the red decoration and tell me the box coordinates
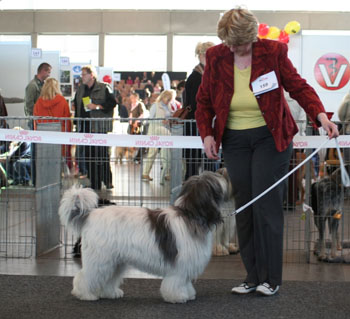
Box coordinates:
[278,30,290,43]
[102,75,112,84]
[258,23,269,37]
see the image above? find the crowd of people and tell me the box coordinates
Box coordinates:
[0,64,192,189]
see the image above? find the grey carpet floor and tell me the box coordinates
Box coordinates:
[1,275,349,319]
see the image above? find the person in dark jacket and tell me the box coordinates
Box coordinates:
[73,65,116,190]
[183,41,215,180]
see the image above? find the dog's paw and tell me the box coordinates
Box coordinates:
[114,288,124,299]
[163,296,189,304]
[228,243,239,254]
[212,245,229,256]
[317,254,327,261]
[71,289,99,301]
[100,288,124,299]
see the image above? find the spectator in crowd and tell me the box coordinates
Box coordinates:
[24,62,51,186]
[144,80,154,94]
[33,78,72,172]
[142,90,174,183]
[0,93,9,154]
[128,92,148,163]
[24,62,52,117]
[175,80,186,105]
[0,127,31,186]
[126,76,134,85]
[196,7,338,296]
[73,65,116,190]
[153,81,162,94]
[134,76,141,88]
[149,71,157,85]
[183,41,215,180]
[338,90,350,168]
[116,95,129,120]
[141,72,149,83]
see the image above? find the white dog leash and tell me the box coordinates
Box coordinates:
[232,137,350,216]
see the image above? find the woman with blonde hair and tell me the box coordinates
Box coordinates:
[183,41,215,180]
[34,78,72,169]
[142,90,174,184]
[196,7,338,296]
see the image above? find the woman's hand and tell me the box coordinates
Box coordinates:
[203,136,219,160]
[317,113,339,139]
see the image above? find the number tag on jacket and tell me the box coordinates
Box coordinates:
[251,71,279,96]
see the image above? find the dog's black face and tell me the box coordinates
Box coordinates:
[175,171,226,231]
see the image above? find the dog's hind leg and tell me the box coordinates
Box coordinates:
[100,263,126,299]
[329,215,341,258]
[160,275,190,303]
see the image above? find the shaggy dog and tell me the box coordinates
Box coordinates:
[58,171,227,303]
[311,167,343,260]
[212,168,238,256]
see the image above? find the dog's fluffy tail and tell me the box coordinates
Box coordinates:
[58,185,99,236]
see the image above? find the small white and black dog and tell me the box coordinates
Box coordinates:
[212,168,238,256]
[58,171,227,303]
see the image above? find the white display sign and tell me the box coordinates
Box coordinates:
[60,56,70,66]
[31,48,42,59]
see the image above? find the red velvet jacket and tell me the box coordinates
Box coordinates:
[195,38,325,152]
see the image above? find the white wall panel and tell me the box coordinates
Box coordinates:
[0,42,31,116]
[301,34,350,120]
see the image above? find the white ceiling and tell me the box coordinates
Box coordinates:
[1,0,350,12]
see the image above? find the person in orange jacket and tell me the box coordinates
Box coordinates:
[34,78,72,171]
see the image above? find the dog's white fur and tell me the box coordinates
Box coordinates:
[212,168,238,256]
[59,171,227,303]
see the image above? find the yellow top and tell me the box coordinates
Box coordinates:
[226,65,266,130]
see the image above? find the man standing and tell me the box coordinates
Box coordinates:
[24,62,51,186]
[24,62,52,116]
[73,65,116,190]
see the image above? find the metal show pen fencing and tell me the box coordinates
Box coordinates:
[1,116,350,262]
[232,137,350,216]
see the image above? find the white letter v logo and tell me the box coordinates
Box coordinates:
[318,64,348,87]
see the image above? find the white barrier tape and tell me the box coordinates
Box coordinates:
[335,138,350,187]
[293,135,350,149]
[232,138,330,216]
[0,129,202,149]
[2,128,350,149]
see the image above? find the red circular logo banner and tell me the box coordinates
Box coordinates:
[314,53,350,90]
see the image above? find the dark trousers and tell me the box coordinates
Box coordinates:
[183,121,219,180]
[85,145,112,190]
[222,126,292,286]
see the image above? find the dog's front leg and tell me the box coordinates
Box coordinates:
[186,281,196,301]
[160,276,191,303]
[72,270,99,301]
